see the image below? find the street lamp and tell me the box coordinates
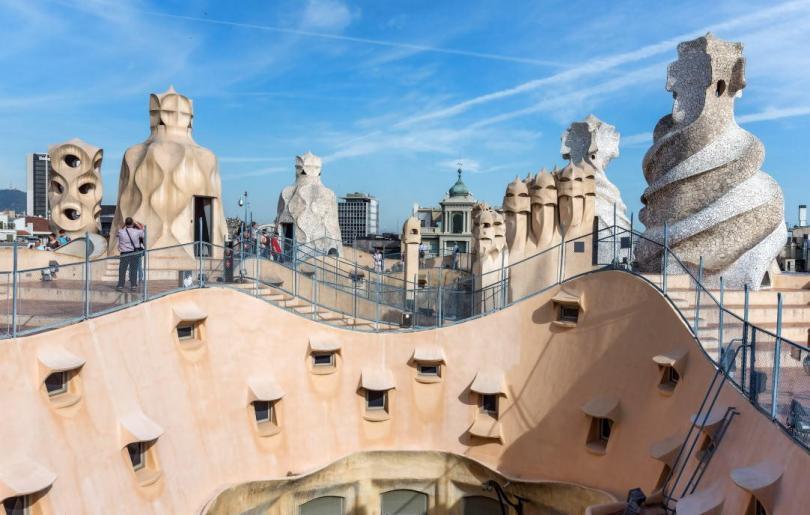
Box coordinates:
[238,191,249,277]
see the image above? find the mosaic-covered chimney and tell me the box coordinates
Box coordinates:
[636,34,786,288]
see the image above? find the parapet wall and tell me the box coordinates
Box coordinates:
[0,272,807,513]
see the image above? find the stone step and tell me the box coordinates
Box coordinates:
[293,304,327,315]
[682,306,810,325]
[262,292,293,303]
[667,289,810,307]
[281,298,309,309]
[317,312,352,323]
[696,326,807,345]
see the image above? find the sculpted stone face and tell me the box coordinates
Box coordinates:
[503,177,530,214]
[473,207,495,257]
[295,152,322,179]
[492,211,506,252]
[149,86,193,137]
[48,138,103,237]
[558,165,585,232]
[665,35,745,127]
[666,50,711,125]
[530,171,558,207]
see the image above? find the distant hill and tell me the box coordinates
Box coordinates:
[0,189,25,213]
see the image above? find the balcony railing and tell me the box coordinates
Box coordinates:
[1,219,808,452]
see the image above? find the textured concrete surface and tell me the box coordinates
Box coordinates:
[1,274,810,513]
[47,138,104,239]
[108,86,228,256]
[561,115,629,231]
[276,152,342,256]
[202,450,614,514]
[637,34,786,289]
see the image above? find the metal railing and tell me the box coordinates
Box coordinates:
[2,218,809,452]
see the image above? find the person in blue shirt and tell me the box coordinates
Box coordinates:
[56,229,71,246]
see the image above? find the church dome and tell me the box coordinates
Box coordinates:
[448,168,470,197]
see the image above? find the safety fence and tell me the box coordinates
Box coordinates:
[1,221,808,451]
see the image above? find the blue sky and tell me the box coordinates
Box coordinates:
[0,0,808,232]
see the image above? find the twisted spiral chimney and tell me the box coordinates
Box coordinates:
[637,34,786,288]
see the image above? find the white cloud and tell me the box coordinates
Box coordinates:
[397,0,810,127]
[301,0,355,31]
[738,106,810,123]
[466,63,664,130]
[621,132,653,147]
[128,8,564,67]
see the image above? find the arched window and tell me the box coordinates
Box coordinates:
[381,489,427,515]
[462,495,501,514]
[299,496,344,515]
[451,212,464,234]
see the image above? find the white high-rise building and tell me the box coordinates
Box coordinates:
[338,193,379,245]
[26,153,51,217]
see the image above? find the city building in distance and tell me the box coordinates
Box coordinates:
[416,168,475,255]
[26,152,50,218]
[338,192,379,246]
[780,204,809,272]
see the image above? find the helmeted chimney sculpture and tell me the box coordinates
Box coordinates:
[48,138,104,238]
[472,203,507,313]
[561,115,629,231]
[108,86,227,256]
[275,152,342,257]
[636,34,786,288]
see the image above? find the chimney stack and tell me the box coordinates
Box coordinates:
[800,204,807,227]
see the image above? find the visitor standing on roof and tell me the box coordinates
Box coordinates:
[117,217,145,292]
[271,232,283,262]
[57,230,71,246]
[373,248,383,274]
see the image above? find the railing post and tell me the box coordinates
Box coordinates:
[254,233,259,295]
[612,202,618,266]
[437,281,443,328]
[629,211,635,270]
[375,274,380,331]
[11,240,17,338]
[662,222,669,294]
[693,256,703,335]
[771,293,783,420]
[293,237,298,296]
[499,251,506,309]
[84,232,90,318]
[718,276,724,362]
[742,284,753,401]
[558,233,566,284]
[352,259,358,326]
[748,329,757,403]
[142,227,149,298]
[413,273,418,328]
[197,218,204,288]
[312,267,318,321]
[239,221,245,277]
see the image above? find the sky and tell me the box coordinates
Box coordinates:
[0,0,808,232]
